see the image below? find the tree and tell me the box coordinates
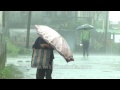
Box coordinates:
[0,11,7,69]
[26,11,32,49]
[93,11,106,21]
[92,11,106,28]
[8,11,28,28]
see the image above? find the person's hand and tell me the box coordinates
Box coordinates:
[40,44,47,48]
[80,41,83,46]
[40,44,53,49]
[80,43,83,46]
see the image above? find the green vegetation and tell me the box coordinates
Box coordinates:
[6,38,32,57]
[7,38,20,57]
[0,64,23,79]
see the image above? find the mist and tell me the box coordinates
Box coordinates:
[1,11,120,79]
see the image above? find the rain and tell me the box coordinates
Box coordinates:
[0,11,120,79]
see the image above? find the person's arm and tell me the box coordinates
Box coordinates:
[40,38,54,49]
[40,44,50,48]
[40,44,54,50]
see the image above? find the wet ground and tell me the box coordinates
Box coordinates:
[6,53,120,79]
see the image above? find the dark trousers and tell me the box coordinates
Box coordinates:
[82,40,89,57]
[36,66,53,79]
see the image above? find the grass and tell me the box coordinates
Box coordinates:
[6,38,32,57]
[6,38,20,57]
[0,64,24,79]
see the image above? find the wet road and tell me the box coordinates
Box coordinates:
[6,54,120,79]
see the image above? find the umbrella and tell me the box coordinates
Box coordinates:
[35,25,74,63]
[77,24,94,30]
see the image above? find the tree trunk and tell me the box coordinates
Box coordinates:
[26,11,32,48]
[104,11,109,54]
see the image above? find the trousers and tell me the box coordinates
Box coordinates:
[36,65,53,79]
[82,40,89,57]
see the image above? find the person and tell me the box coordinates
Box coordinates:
[32,36,54,79]
[80,29,90,57]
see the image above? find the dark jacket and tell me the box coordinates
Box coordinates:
[32,37,54,65]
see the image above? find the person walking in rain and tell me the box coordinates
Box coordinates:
[80,29,90,57]
[32,36,54,79]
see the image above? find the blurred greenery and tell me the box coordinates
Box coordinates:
[6,38,20,57]
[93,40,103,51]
[0,64,23,79]
[6,38,31,57]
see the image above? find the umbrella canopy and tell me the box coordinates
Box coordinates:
[77,24,94,30]
[35,25,74,62]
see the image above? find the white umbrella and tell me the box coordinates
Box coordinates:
[35,25,74,62]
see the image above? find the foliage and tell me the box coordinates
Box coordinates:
[6,38,32,57]
[90,39,104,52]
[8,11,28,28]
[94,20,104,29]
[18,48,32,55]
[112,43,120,54]
[0,64,23,79]
[6,38,20,57]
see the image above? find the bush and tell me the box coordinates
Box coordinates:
[0,64,23,79]
[18,48,32,55]
[6,39,20,57]
[6,38,32,57]
[112,43,120,54]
